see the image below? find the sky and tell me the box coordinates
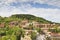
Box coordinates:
[0,0,60,23]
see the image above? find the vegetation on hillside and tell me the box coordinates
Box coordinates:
[0,26,25,40]
[0,14,59,40]
[10,14,53,23]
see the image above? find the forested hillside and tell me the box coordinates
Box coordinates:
[10,14,53,23]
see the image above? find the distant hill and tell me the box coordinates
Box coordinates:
[10,14,53,24]
[0,14,60,25]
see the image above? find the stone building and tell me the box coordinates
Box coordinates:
[0,22,5,28]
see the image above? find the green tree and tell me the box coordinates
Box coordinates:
[15,28,25,40]
[35,28,42,34]
[0,26,25,40]
[29,24,34,30]
[31,32,37,40]
[0,28,6,36]
[2,35,16,40]
[49,27,60,33]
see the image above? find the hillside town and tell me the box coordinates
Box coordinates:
[0,19,60,40]
[0,14,60,40]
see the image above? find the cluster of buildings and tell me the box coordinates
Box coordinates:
[0,20,55,28]
[0,20,60,38]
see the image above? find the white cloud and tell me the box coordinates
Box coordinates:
[0,6,60,22]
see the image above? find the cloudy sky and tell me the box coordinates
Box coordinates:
[0,0,60,23]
